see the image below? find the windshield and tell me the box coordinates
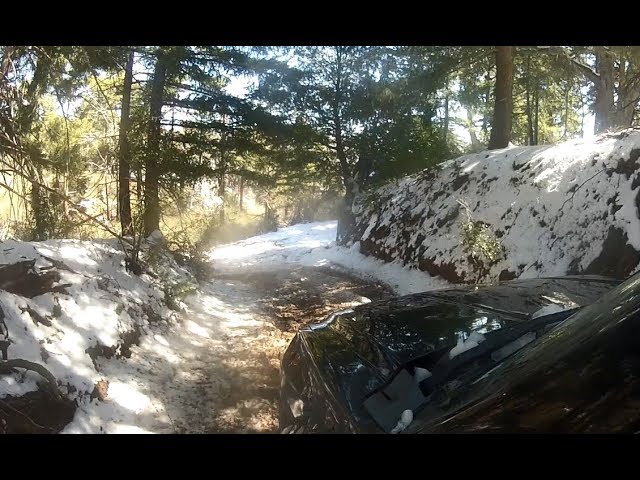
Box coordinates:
[412,271,640,433]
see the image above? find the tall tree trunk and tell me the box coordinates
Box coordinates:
[218,115,227,225]
[533,86,539,145]
[335,119,351,197]
[118,50,134,236]
[443,78,449,149]
[481,72,491,139]
[332,47,356,246]
[330,48,352,199]
[614,50,640,128]
[488,46,514,150]
[594,46,615,134]
[335,103,355,244]
[334,110,351,196]
[525,55,534,145]
[239,176,244,210]
[143,52,167,236]
[616,85,640,127]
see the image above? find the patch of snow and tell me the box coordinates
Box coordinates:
[350,129,640,283]
[208,221,449,295]
[0,237,192,431]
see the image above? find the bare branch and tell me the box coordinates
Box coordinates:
[531,46,599,82]
[0,359,63,400]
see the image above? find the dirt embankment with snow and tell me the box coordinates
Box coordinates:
[346,129,640,283]
[0,238,194,432]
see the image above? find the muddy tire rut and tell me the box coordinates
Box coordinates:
[214,266,392,332]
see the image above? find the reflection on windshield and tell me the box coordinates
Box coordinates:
[470,316,488,329]
[426,277,619,319]
[497,273,640,375]
[416,272,640,433]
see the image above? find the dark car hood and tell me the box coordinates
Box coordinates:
[423,275,620,317]
[294,276,620,431]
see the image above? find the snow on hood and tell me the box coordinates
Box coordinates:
[348,129,640,283]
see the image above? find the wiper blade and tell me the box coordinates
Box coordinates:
[418,307,581,394]
[363,306,581,433]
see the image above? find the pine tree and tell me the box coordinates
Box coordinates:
[488,46,514,149]
[118,50,134,236]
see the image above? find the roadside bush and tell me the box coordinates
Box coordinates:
[458,199,503,283]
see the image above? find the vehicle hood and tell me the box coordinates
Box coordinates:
[292,276,620,431]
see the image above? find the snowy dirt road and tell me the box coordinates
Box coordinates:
[153,250,391,431]
[64,221,424,433]
[130,267,389,433]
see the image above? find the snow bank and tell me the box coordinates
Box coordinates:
[346,129,640,283]
[0,237,194,432]
[208,221,449,295]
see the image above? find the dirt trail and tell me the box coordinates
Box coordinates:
[136,265,391,433]
[218,265,392,331]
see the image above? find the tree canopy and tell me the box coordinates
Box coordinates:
[1,45,639,246]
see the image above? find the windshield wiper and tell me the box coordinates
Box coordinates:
[363,307,581,433]
[417,307,581,394]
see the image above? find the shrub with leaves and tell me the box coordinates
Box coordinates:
[163,279,198,312]
[462,220,502,263]
[457,199,503,282]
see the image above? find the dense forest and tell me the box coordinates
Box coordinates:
[1,46,639,254]
[3,45,640,435]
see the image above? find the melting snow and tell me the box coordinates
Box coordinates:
[209,221,449,295]
[351,129,640,282]
[2,217,428,433]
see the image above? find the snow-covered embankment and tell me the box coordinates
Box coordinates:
[346,129,640,282]
[1,219,423,433]
[0,239,192,432]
